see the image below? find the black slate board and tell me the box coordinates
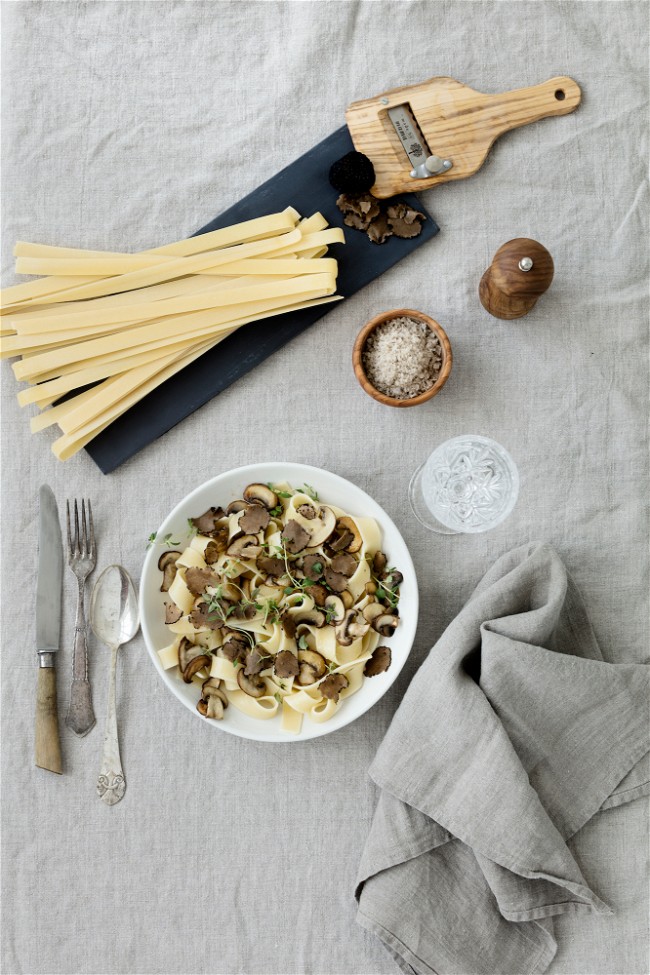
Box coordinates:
[85,126,439,473]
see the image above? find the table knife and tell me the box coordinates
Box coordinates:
[35,485,64,774]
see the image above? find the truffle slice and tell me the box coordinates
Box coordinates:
[281,519,311,554]
[319,673,349,702]
[239,504,270,534]
[364,645,392,677]
[367,213,392,245]
[274,650,300,679]
[191,507,225,534]
[184,567,220,596]
[386,203,426,239]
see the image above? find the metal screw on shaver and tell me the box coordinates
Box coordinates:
[410,155,453,178]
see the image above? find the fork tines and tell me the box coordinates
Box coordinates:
[66,499,96,561]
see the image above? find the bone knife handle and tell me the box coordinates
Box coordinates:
[35,659,62,774]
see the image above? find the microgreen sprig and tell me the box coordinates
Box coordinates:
[146,531,181,550]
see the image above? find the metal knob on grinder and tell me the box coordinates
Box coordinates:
[479,238,554,319]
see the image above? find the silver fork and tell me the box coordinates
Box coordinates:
[64,499,97,736]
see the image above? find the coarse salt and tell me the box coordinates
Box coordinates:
[362,316,443,399]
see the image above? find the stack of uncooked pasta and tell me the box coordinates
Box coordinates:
[0,208,342,460]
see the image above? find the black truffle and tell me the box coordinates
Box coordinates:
[328,151,376,193]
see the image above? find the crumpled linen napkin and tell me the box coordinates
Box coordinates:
[356,542,649,975]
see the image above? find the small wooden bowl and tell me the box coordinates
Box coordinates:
[353,308,452,408]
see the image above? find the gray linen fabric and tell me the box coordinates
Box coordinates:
[1,2,648,974]
[356,542,650,975]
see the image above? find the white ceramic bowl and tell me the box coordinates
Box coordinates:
[140,462,418,742]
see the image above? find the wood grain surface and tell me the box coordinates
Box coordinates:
[352,307,452,407]
[479,238,555,319]
[346,76,581,198]
[35,666,62,774]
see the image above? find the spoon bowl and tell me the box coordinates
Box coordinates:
[90,564,139,649]
[90,565,139,805]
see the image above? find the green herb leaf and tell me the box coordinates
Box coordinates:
[274,692,283,705]
[298,634,309,650]
[146,532,157,549]
[268,483,293,499]
[312,561,323,574]
[301,483,319,501]
[269,505,283,518]
[187,518,198,537]
[163,533,181,547]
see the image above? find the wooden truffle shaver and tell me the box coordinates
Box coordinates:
[346,76,581,198]
[479,239,554,319]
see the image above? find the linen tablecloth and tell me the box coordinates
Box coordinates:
[1,3,648,974]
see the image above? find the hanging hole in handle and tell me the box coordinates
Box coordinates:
[554,89,566,101]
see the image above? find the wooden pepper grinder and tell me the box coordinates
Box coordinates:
[479,238,554,319]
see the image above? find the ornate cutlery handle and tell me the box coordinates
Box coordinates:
[65,577,96,736]
[97,645,125,805]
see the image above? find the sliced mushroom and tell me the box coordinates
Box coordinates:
[335,517,362,553]
[178,637,206,671]
[255,554,283,577]
[158,551,181,592]
[243,483,278,509]
[319,673,349,702]
[181,647,211,683]
[274,649,300,679]
[191,507,225,533]
[340,590,354,609]
[239,504,270,534]
[382,569,403,589]
[227,534,262,559]
[309,583,329,607]
[201,677,229,718]
[363,602,386,624]
[365,581,377,597]
[330,552,357,577]
[372,613,399,637]
[373,551,387,575]
[226,499,248,515]
[281,519,311,554]
[324,594,345,623]
[293,608,325,628]
[237,669,266,698]
[184,566,220,596]
[296,649,327,686]
[364,645,392,677]
[302,554,325,581]
[164,601,182,624]
[306,506,337,547]
[324,567,348,593]
[336,610,370,646]
[329,529,354,552]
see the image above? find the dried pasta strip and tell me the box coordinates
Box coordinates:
[22,293,341,402]
[15,255,179,276]
[14,259,336,335]
[13,274,335,381]
[9,275,241,332]
[8,228,304,309]
[3,209,299,310]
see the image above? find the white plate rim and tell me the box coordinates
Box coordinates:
[140,462,418,742]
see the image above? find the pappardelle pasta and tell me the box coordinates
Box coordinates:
[156,481,403,734]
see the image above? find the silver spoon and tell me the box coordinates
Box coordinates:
[90,565,139,805]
